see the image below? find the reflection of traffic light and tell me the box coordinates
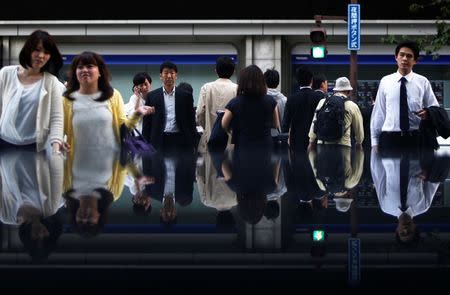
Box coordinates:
[310,25,327,59]
[310,228,328,257]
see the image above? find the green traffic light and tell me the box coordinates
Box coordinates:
[311,46,326,58]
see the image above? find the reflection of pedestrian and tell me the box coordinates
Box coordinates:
[0,30,65,152]
[0,149,64,261]
[309,144,364,213]
[142,149,196,227]
[221,148,278,225]
[371,150,443,245]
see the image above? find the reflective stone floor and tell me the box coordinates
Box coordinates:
[1,145,449,292]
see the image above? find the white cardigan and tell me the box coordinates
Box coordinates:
[0,65,64,151]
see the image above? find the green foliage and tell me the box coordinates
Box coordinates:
[381,0,449,59]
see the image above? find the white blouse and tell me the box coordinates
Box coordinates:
[0,75,42,145]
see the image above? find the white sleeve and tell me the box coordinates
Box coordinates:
[423,79,439,108]
[124,95,137,118]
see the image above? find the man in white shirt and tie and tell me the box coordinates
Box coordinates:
[370,41,439,154]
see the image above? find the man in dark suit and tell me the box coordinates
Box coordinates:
[142,61,199,151]
[282,67,321,152]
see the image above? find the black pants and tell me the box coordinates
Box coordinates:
[162,132,194,153]
[0,137,36,151]
[378,131,420,156]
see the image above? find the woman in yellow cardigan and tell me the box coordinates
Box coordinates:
[62,51,153,236]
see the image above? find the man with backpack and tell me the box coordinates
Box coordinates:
[307,76,364,150]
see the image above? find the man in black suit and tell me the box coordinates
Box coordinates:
[142,61,199,151]
[282,67,321,152]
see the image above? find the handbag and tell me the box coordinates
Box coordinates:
[272,128,289,148]
[207,111,229,152]
[120,124,156,159]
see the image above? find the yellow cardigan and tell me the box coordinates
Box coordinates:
[63,89,140,149]
[62,89,141,200]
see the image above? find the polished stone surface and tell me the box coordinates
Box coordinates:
[1,145,450,291]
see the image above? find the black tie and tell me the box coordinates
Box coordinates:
[399,155,409,212]
[399,77,410,132]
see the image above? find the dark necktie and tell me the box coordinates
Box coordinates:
[399,77,410,132]
[399,154,409,212]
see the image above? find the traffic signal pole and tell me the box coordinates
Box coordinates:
[313,0,359,100]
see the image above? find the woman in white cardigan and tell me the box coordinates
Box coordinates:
[0,29,64,152]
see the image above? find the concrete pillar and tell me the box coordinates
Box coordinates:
[245,36,283,91]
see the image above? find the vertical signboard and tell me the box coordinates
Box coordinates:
[348,4,361,50]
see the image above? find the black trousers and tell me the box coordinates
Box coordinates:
[162,132,194,153]
[0,137,36,150]
[378,131,420,156]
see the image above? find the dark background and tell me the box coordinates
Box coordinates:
[0,0,439,20]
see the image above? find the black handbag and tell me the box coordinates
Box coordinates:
[207,111,229,152]
[272,128,289,148]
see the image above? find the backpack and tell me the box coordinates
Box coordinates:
[313,95,347,141]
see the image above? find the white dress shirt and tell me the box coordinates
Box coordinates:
[163,87,179,133]
[370,71,439,146]
[370,150,439,218]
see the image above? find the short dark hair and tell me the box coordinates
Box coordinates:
[133,72,152,87]
[296,66,313,87]
[64,51,113,102]
[264,200,280,220]
[216,210,235,232]
[264,68,280,89]
[19,29,63,76]
[395,226,421,247]
[160,60,178,73]
[395,41,420,61]
[312,74,327,90]
[18,211,63,263]
[237,65,267,98]
[216,56,235,79]
[177,82,193,95]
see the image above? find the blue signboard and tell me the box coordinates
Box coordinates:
[348,4,361,50]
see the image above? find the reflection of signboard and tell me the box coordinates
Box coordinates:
[348,238,360,285]
[348,4,360,51]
